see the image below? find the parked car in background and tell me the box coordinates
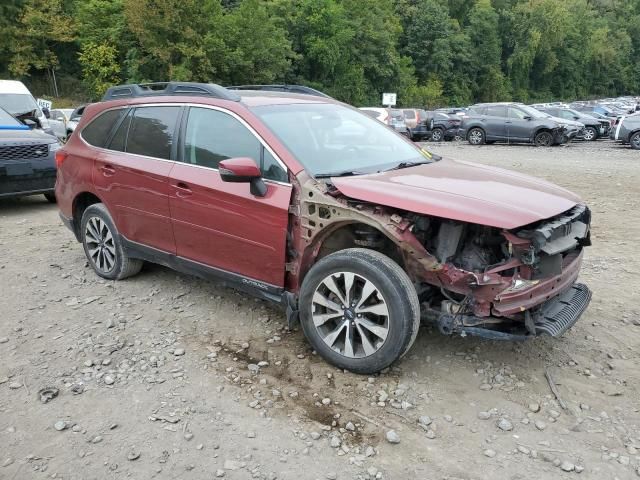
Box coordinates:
[65,105,86,137]
[402,109,430,141]
[538,107,609,141]
[0,106,60,202]
[55,82,592,373]
[0,80,54,136]
[574,104,620,121]
[426,111,462,141]
[461,103,567,146]
[610,113,640,149]
[48,108,74,140]
[534,111,585,142]
[360,107,410,138]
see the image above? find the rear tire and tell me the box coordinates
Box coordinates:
[44,192,56,203]
[630,131,640,150]
[80,203,143,280]
[299,248,420,374]
[467,128,485,145]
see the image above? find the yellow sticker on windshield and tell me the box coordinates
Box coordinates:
[420,148,433,159]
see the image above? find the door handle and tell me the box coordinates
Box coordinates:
[100,165,116,176]
[175,182,193,197]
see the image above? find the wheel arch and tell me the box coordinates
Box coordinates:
[72,191,104,241]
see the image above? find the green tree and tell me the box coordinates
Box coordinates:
[78,42,121,99]
[223,0,294,85]
[466,0,510,101]
[8,0,75,77]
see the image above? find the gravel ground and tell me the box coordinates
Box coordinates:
[1,140,639,480]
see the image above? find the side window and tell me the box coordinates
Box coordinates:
[81,109,126,147]
[126,106,179,160]
[486,106,507,117]
[508,107,528,119]
[183,107,287,182]
[108,110,132,152]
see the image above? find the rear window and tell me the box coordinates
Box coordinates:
[81,109,127,147]
[403,109,416,119]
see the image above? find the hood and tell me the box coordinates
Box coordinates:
[545,115,584,128]
[0,128,58,144]
[332,158,581,229]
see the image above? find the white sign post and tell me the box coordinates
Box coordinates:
[382,92,397,107]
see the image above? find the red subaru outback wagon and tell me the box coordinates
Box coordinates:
[55,82,592,374]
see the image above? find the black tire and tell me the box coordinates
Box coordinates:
[299,248,420,374]
[430,127,444,142]
[630,131,640,150]
[583,126,598,141]
[534,130,553,147]
[467,127,485,145]
[80,203,143,280]
[44,192,56,203]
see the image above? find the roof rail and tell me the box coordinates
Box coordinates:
[226,84,332,98]
[101,82,241,102]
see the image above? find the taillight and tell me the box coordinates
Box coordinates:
[55,150,68,168]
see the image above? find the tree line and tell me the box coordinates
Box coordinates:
[0,0,638,107]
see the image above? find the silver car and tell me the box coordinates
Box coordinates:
[610,113,640,149]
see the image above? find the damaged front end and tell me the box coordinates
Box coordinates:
[288,174,592,341]
[410,203,592,340]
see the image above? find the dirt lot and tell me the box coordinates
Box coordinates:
[1,140,639,480]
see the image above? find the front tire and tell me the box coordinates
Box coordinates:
[80,203,143,280]
[630,131,640,150]
[430,127,444,142]
[534,131,553,147]
[299,248,420,374]
[467,128,485,145]
[583,126,598,141]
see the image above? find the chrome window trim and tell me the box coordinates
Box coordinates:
[79,102,291,186]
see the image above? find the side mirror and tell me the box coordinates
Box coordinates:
[523,115,532,120]
[573,116,580,120]
[219,157,267,197]
[23,119,37,129]
[42,107,51,119]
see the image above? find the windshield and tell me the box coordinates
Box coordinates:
[519,105,546,118]
[252,103,427,176]
[0,93,39,116]
[0,107,20,126]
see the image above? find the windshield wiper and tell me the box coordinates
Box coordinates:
[315,170,368,179]
[386,159,435,171]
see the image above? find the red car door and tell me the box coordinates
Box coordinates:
[168,106,291,287]
[92,105,180,254]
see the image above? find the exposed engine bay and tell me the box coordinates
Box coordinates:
[408,204,592,339]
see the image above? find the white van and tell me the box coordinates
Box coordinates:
[0,80,52,134]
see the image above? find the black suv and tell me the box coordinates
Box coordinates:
[460,103,566,147]
[538,107,609,141]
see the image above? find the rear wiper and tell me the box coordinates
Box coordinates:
[315,170,368,179]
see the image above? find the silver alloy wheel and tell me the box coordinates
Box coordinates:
[431,129,443,141]
[312,272,389,358]
[85,216,116,273]
[631,133,640,149]
[469,129,483,144]
[583,127,596,141]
